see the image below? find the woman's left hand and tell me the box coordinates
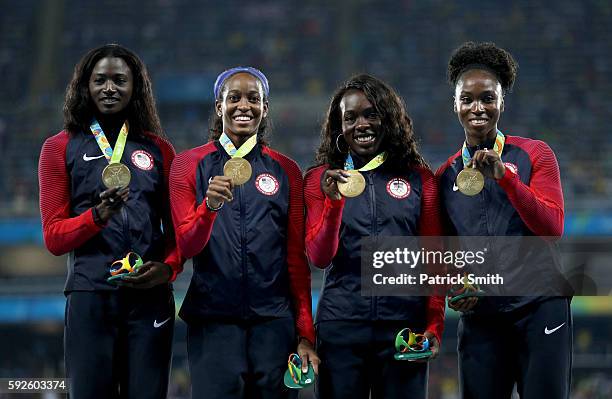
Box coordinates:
[424,331,440,360]
[470,148,505,180]
[297,337,321,375]
[118,261,172,289]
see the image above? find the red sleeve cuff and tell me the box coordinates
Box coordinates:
[497,165,518,189]
[90,207,108,228]
[426,296,446,344]
[426,322,444,345]
[167,266,179,283]
[298,324,316,346]
[324,196,345,208]
[163,255,183,282]
[85,208,105,232]
[195,201,219,221]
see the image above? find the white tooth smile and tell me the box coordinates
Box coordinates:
[234,116,252,122]
[471,119,487,125]
[355,135,375,143]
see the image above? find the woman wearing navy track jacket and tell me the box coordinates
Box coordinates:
[39,44,182,399]
[305,74,445,399]
[169,66,319,399]
[436,42,571,399]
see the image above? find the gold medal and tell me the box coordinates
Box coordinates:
[337,170,366,198]
[456,167,484,196]
[102,163,131,189]
[223,157,252,185]
[456,131,506,196]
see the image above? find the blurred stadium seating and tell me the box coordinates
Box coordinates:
[0,0,611,398]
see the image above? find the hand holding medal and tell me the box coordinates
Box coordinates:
[334,152,387,198]
[203,132,257,211]
[95,186,129,224]
[220,132,257,186]
[90,119,132,189]
[469,148,506,180]
[321,169,350,200]
[456,130,506,196]
[205,176,234,210]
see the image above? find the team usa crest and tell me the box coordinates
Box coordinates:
[386,178,411,199]
[255,173,279,196]
[504,162,518,175]
[131,150,154,171]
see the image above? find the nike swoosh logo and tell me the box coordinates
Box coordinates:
[153,317,171,328]
[83,153,105,161]
[544,322,565,335]
[453,183,459,191]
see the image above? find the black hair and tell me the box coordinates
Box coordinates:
[447,42,518,93]
[314,73,428,170]
[63,43,163,136]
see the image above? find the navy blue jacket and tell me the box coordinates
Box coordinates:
[170,141,315,343]
[436,134,568,313]
[305,163,445,340]
[39,130,183,292]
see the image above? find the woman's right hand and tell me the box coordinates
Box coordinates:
[206,175,234,209]
[448,296,479,313]
[321,169,350,201]
[96,187,129,223]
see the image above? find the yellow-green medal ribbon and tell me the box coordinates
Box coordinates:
[456,130,505,196]
[220,132,258,185]
[337,152,387,198]
[90,119,131,189]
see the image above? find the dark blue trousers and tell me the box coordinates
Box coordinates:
[187,317,296,399]
[458,297,572,399]
[64,288,175,399]
[316,320,428,399]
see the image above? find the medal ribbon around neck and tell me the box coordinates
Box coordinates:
[220,132,257,186]
[90,119,131,188]
[455,130,504,196]
[337,152,387,198]
[220,132,258,158]
[90,119,129,164]
[461,130,505,168]
[344,152,388,172]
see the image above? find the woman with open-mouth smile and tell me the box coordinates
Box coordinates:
[169,66,319,399]
[436,41,571,399]
[305,74,445,399]
[39,44,183,398]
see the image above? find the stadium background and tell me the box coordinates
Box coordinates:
[1,0,611,398]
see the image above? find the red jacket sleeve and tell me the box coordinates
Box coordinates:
[169,145,218,259]
[39,131,103,255]
[304,166,345,268]
[417,167,446,344]
[148,134,186,282]
[497,139,564,237]
[266,148,315,345]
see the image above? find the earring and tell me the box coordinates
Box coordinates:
[335,134,348,153]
